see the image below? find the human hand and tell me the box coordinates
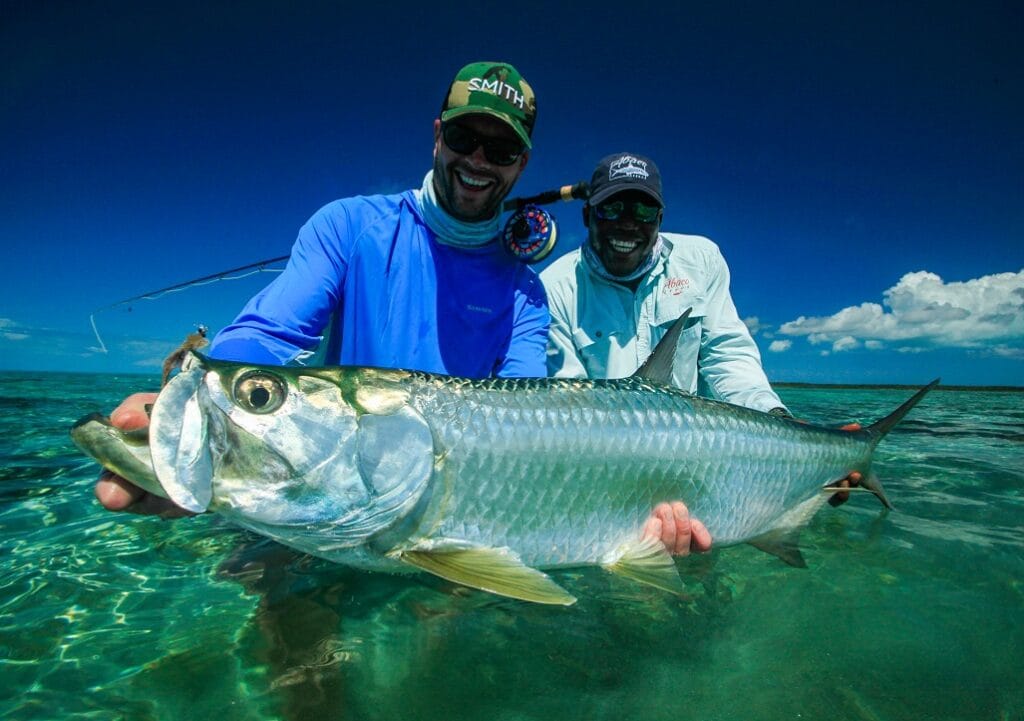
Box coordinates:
[92,392,194,518]
[641,501,712,556]
[828,423,863,507]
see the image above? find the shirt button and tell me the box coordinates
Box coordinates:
[595,330,602,338]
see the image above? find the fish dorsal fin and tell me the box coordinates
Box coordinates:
[748,529,807,568]
[390,540,576,606]
[601,536,685,595]
[632,308,693,386]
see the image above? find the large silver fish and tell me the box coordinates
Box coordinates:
[71,322,937,605]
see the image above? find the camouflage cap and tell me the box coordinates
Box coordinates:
[441,62,536,149]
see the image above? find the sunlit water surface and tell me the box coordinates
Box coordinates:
[1,372,1022,720]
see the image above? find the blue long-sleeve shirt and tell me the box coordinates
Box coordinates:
[210,190,550,378]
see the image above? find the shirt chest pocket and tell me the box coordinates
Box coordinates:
[570,325,629,379]
[652,292,705,329]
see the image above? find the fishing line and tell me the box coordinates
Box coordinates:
[88,257,287,353]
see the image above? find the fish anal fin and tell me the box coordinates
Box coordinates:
[390,541,576,606]
[632,308,693,386]
[748,529,807,568]
[860,471,893,510]
[746,491,833,567]
[821,471,893,510]
[601,536,685,595]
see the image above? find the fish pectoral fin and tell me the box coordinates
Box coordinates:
[748,529,807,568]
[601,536,685,595]
[389,541,576,606]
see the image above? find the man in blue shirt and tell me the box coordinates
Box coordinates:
[94,66,711,558]
[211,63,548,376]
[96,61,547,508]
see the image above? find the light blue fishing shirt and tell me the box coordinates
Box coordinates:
[541,233,786,413]
[209,190,549,378]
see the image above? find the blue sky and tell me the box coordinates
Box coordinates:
[2,2,1021,385]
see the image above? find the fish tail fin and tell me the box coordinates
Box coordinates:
[846,378,938,510]
[864,378,940,445]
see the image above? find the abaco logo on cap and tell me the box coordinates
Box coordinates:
[609,155,649,181]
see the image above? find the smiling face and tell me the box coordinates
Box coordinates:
[585,190,664,277]
[432,114,529,222]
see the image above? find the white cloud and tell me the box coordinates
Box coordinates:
[780,269,1024,349]
[0,317,25,340]
[0,318,32,342]
[0,317,170,369]
[832,336,860,352]
[992,345,1024,359]
[768,339,792,352]
[743,316,764,335]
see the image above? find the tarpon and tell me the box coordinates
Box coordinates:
[71,317,937,605]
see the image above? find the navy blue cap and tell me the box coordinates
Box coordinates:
[587,152,664,207]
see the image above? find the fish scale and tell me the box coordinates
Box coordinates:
[403,376,865,566]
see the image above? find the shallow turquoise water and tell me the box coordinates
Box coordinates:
[1,372,1022,720]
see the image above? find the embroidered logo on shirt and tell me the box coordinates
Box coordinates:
[609,155,649,181]
[664,277,690,296]
[466,304,493,314]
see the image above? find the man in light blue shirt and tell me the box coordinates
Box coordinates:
[543,152,789,415]
[543,152,861,511]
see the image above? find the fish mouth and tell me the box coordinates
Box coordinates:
[70,412,167,499]
[71,412,149,443]
[71,411,110,434]
[149,360,213,513]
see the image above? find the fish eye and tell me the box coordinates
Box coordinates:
[233,371,286,414]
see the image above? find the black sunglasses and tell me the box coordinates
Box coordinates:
[592,199,661,224]
[441,123,525,167]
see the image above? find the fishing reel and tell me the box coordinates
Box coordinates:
[503,204,558,264]
[501,181,589,264]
